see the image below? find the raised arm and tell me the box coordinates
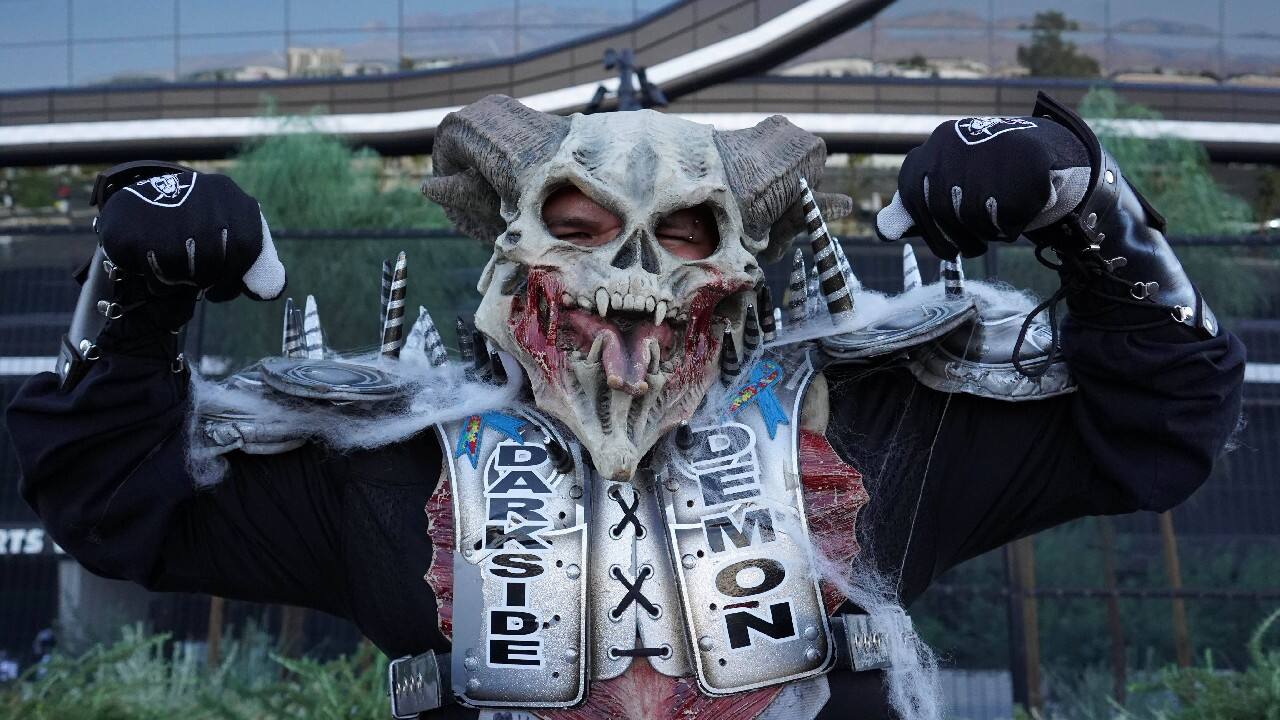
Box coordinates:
[853,94,1245,595]
[3,163,352,610]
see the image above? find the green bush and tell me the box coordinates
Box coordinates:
[0,625,387,720]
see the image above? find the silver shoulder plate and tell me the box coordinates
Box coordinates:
[819,297,976,359]
[908,306,1075,401]
[258,357,405,402]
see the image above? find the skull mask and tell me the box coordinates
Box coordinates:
[424,95,850,480]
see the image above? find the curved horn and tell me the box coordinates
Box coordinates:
[713,115,851,262]
[423,95,570,243]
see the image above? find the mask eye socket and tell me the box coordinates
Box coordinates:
[655,204,719,260]
[542,186,622,247]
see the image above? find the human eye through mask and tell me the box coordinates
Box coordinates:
[422,94,848,481]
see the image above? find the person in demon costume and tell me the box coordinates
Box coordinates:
[8,93,1243,719]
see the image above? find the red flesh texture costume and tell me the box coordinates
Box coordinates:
[424,429,868,719]
[508,267,745,401]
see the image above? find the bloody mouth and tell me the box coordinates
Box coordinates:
[509,269,692,394]
[507,266,752,465]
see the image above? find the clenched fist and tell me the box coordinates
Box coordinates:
[97,169,285,302]
[876,115,1092,260]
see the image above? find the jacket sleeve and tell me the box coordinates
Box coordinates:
[825,318,1244,603]
[6,344,353,617]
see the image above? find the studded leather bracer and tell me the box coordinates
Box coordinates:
[1026,92,1218,340]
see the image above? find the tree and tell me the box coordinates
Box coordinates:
[1016,11,1101,78]
[199,121,490,364]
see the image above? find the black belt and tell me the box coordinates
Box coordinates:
[389,612,907,717]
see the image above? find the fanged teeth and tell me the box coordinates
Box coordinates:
[587,333,605,364]
[578,288,680,323]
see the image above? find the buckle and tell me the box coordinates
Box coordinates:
[1130,280,1160,301]
[388,652,444,719]
[96,300,124,319]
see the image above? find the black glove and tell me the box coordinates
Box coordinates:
[97,170,285,303]
[876,115,1091,259]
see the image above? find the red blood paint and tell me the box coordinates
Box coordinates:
[424,462,455,639]
[799,428,870,614]
[507,266,750,406]
[509,268,568,387]
[542,659,781,720]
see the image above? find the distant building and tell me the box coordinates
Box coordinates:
[287,47,345,77]
[184,65,288,83]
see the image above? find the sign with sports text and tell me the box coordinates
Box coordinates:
[441,409,589,708]
[654,348,834,695]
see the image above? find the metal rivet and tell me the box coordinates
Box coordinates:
[463,656,479,671]
[681,554,697,569]
[569,485,583,498]
[805,647,821,662]
[462,547,473,558]
[1085,212,1097,228]
[698,636,714,651]
[466,678,481,691]
[565,648,579,661]
[803,625,818,640]
[1104,169,1115,184]
[565,563,581,579]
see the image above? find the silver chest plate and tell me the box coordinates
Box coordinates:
[652,349,834,695]
[439,347,833,706]
[439,409,589,708]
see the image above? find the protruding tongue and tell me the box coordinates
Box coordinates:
[566,311,670,396]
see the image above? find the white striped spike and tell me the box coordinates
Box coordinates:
[719,326,741,386]
[282,297,304,357]
[302,295,325,359]
[404,306,449,367]
[379,258,392,335]
[380,251,408,358]
[832,234,860,292]
[807,265,820,319]
[941,256,965,298]
[742,303,761,362]
[756,284,777,343]
[799,176,854,325]
[784,248,808,325]
[903,244,922,292]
